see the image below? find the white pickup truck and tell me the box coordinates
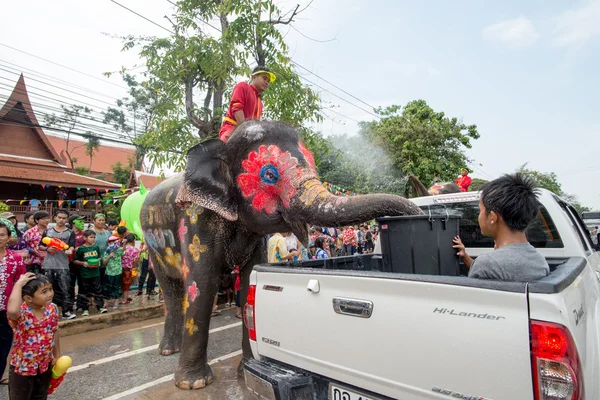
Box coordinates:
[243,189,600,400]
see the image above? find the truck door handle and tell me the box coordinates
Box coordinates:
[332,297,373,318]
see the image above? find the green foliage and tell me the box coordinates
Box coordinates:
[517,164,562,194]
[74,166,90,176]
[114,0,322,172]
[45,105,94,170]
[470,178,488,191]
[84,135,101,171]
[111,161,131,185]
[0,202,9,214]
[516,164,589,212]
[360,100,480,187]
[101,190,124,221]
[301,130,406,195]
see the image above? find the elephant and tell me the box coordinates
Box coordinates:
[407,174,461,196]
[140,121,422,390]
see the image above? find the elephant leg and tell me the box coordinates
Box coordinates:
[150,253,184,356]
[237,240,267,376]
[175,254,221,390]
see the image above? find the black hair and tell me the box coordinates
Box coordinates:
[108,219,118,227]
[315,237,326,249]
[25,212,34,222]
[117,226,127,235]
[33,211,50,223]
[124,233,136,243]
[252,65,272,75]
[56,209,70,218]
[0,221,10,236]
[83,230,96,238]
[22,274,52,298]
[480,173,539,231]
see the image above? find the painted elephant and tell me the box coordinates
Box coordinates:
[407,174,461,196]
[140,121,422,390]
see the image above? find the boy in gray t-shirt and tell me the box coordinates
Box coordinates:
[452,173,549,282]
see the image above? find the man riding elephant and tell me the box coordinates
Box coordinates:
[141,121,421,390]
[218,66,276,142]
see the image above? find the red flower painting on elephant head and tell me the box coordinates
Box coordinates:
[237,145,301,214]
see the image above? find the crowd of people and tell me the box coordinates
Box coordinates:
[266,224,378,263]
[0,210,158,321]
[0,209,162,396]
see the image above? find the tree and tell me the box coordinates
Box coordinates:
[45,105,94,170]
[359,100,480,187]
[74,166,90,176]
[115,0,322,172]
[517,164,590,212]
[301,130,407,195]
[85,136,101,172]
[470,178,488,191]
[111,162,131,185]
[103,72,166,173]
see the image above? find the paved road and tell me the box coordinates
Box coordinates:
[0,308,258,400]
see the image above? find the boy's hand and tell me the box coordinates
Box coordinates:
[452,236,466,257]
[82,262,89,268]
[17,272,36,287]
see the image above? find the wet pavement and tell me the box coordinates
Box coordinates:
[0,307,257,400]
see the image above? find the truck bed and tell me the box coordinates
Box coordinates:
[250,256,586,400]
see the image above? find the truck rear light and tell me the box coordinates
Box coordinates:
[244,285,257,341]
[530,320,583,400]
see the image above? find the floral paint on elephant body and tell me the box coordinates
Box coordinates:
[188,282,199,301]
[185,204,204,224]
[145,229,176,250]
[189,235,208,261]
[237,144,302,214]
[147,204,177,226]
[185,318,198,336]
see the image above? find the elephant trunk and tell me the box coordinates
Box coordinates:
[290,179,423,230]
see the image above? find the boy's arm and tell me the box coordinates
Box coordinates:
[8,272,35,320]
[453,236,474,269]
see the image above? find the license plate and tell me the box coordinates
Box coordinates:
[329,384,381,400]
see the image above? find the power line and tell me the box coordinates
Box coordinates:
[0,42,129,90]
[0,59,123,101]
[0,66,126,108]
[0,79,138,125]
[163,0,377,120]
[0,97,134,141]
[109,0,174,34]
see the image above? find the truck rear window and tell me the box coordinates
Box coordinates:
[420,201,563,248]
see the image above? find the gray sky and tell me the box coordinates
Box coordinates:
[1,0,599,209]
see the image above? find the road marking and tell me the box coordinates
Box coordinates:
[69,322,243,373]
[119,321,164,334]
[102,350,243,400]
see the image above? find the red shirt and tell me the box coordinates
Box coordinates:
[455,175,472,192]
[9,302,59,376]
[0,250,26,311]
[343,229,357,246]
[219,82,263,141]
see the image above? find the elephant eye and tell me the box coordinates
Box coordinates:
[259,164,280,185]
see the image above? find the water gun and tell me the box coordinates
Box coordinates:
[41,237,69,251]
[48,356,72,394]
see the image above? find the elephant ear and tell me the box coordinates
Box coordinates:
[176,139,238,221]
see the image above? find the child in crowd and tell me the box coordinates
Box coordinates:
[120,234,139,305]
[102,236,123,309]
[313,237,329,259]
[7,273,61,400]
[73,230,107,316]
[452,173,550,281]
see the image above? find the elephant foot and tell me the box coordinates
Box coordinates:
[158,335,181,356]
[175,364,213,390]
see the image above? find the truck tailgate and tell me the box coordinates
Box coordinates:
[253,268,534,400]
